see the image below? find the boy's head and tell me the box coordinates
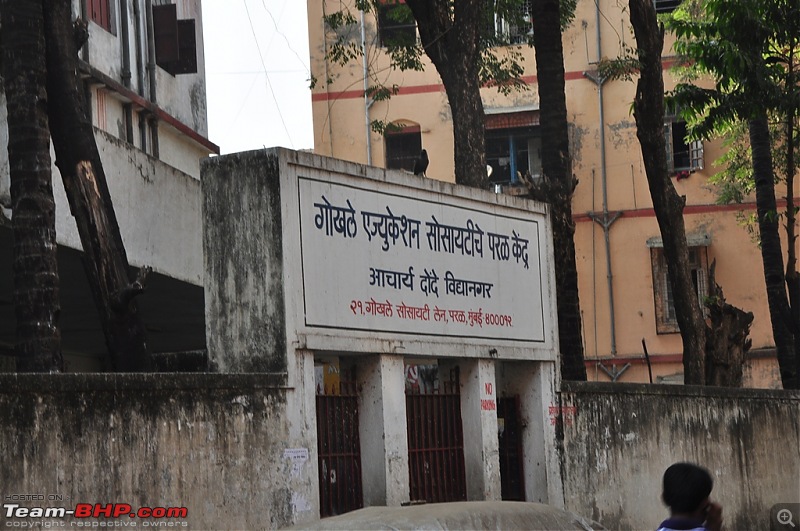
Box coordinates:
[662,462,714,515]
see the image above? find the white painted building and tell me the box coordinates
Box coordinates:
[0,0,218,369]
[203,148,564,521]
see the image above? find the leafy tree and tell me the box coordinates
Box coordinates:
[668,0,799,388]
[320,0,587,380]
[1,0,63,371]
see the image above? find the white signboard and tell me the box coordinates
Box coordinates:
[297,175,547,343]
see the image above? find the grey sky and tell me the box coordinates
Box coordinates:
[203,0,314,155]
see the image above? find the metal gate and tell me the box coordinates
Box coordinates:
[405,368,467,503]
[498,395,526,501]
[316,379,363,517]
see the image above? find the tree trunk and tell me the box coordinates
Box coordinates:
[405,0,487,188]
[43,0,151,371]
[705,262,752,387]
[441,66,487,189]
[782,53,800,388]
[629,0,707,384]
[749,113,797,388]
[1,0,63,371]
[530,0,586,381]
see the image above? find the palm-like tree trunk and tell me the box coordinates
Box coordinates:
[43,0,151,371]
[530,0,586,380]
[1,0,63,371]
[749,114,797,388]
[782,49,800,387]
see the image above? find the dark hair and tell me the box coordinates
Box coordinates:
[662,462,714,514]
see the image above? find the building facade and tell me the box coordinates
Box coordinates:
[307,0,792,387]
[0,0,218,369]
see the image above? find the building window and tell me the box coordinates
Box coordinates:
[485,127,541,185]
[385,125,422,172]
[665,117,704,176]
[650,246,708,334]
[492,0,533,45]
[377,1,416,48]
[485,111,541,185]
[95,88,108,131]
[89,0,113,33]
[152,3,198,75]
[654,0,682,14]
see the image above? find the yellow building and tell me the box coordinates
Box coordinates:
[306,0,791,388]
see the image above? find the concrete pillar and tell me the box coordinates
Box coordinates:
[499,360,564,506]
[285,350,320,523]
[459,358,501,501]
[357,354,409,507]
[202,152,288,373]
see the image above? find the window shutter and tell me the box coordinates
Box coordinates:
[689,139,704,171]
[90,0,112,32]
[175,20,198,75]
[152,4,198,76]
[153,4,179,74]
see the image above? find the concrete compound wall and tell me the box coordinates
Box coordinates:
[560,382,800,531]
[0,372,319,529]
[2,376,797,529]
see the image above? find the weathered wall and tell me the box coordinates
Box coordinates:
[85,0,209,139]
[0,126,203,285]
[560,382,800,530]
[0,373,317,529]
[202,150,288,373]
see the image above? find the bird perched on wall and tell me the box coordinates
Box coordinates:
[413,149,429,177]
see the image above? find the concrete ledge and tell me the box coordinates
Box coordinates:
[0,372,289,393]
[561,380,800,401]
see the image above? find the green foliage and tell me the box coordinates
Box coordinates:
[366,84,399,102]
[708,120,755,204]
[668,0,799,251]
[319,0,576,133]
[596,43,641,83]
[369,119,406,135]
[479,47,527,96]
[666,0,796,137]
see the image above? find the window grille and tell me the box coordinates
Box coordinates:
[385,125,422,172]
[493,1,533,45]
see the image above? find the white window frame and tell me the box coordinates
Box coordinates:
[664,118,704,175]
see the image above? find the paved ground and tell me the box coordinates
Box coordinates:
[289,500,606,530]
